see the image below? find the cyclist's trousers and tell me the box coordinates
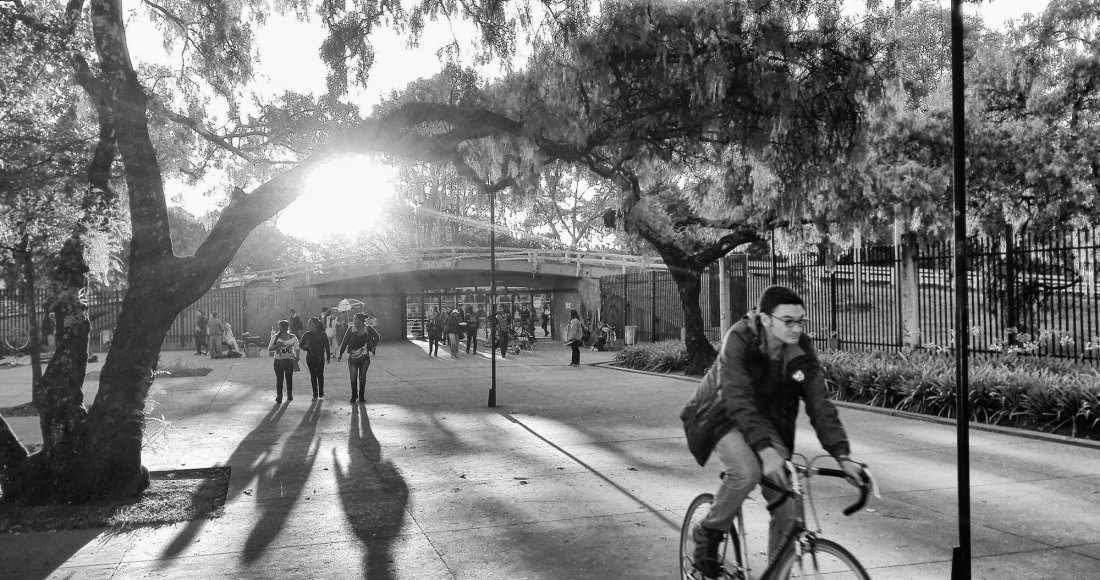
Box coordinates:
[701,429,797,562]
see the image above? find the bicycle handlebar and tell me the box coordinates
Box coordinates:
[761,461,872,516]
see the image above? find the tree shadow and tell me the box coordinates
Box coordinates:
[159,401,291,561]
[333,404,408,579]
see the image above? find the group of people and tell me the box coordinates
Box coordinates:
[264,306,381,404]
[424,306,481,358]
[193,309,243,359]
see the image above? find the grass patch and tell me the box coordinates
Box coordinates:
[157,357,213,378]
[0,466,230,534]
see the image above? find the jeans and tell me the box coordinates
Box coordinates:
[306,354,325,395]
[448,332,460,357]
[569,341,581,365]
[497,333,509,358]
[700,429,796,562]
[195,332,206,354]
[348,355,370,397]
[466,330,477,353]
[208,335,222,358]
[428,332,440,356]
[273,359,294,399]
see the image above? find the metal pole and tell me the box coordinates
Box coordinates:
[950,0,971,577]
[488,187,497,408]
[718,255,732,335]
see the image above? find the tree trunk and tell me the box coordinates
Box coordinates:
[664,264,717,376]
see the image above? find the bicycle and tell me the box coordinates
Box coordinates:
[3,326,31,353]
[679,454,878,580]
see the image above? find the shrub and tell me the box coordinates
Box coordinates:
[614,340,691,373]
[820,350,1100,440]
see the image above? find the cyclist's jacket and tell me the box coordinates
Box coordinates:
[680,314,850,466]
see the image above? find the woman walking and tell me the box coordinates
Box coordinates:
[300,317,331,400]
[267,320,300,403]
[444,309,462,358]
[338,312,379,403]
[565,309,583,367]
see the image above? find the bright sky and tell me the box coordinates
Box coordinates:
[147,1,1048,243]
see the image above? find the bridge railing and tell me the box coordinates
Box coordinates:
[215,247,664,287]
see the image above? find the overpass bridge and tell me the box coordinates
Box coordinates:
[219,247,666,344]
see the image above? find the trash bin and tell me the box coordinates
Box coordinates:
[624,325,637,345]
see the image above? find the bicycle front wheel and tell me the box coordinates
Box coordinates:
[773,537,870,580]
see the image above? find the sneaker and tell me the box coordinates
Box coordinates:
[692,525,725,578]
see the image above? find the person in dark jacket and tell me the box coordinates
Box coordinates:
[299,317,331,400]
[494,305,510,358]
[680,285,867,578]
[464,306,479,354]
[194,309,208,355]
[426,307,442,357]
[289,309,304,339]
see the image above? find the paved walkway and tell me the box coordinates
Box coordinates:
[1,341,1099,579]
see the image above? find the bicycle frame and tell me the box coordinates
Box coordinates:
[685,454,876,580]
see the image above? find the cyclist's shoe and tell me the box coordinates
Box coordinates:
[691,524,725,578]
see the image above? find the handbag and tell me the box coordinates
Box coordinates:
[292,359,301,372]
[348,346,367,362]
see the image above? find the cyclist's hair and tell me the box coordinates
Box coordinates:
[277,319,290,329]
[758,285,804,315]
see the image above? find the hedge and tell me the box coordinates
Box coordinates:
[614,341,1100,441]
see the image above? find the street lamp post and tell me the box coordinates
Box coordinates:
[488,187,497,408]
[950,0,971,578]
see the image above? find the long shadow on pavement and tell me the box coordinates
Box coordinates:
[159,401,290,562]
[334,403,408,579]
[240,398,322,563]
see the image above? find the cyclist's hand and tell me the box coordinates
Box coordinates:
[759,447,788,489]
[838,456,865,486]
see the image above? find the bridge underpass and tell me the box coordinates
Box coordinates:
[234,248,659,344]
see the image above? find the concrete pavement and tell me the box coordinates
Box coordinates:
[1,340,1099,579]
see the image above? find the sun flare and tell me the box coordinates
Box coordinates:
[276,156,399,242]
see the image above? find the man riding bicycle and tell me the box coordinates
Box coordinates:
[681,285,866,578]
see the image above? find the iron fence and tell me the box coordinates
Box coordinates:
[748,230,1100,364]
[0,286,245,354]
[600,255,749,344]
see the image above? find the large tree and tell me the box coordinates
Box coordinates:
[481,0,884,373]
[0,0,594,504]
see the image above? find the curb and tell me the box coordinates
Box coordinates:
[594,361,1100,451]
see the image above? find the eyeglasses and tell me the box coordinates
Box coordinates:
[768,315,809,329]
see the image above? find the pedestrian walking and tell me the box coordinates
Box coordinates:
[206,311,227,359]
[338,312,379,403]
[365,310,380,355]
[494,305,510,358]
[426,307,441,356]
[300,317,331,400]
[445,309,462,358]
[194,309,208,355]
[565,309,583,366]
[267,320,300,404]
[289,309,304,339]
[465,307,479,354]
[541,305,551,337]
[325,307,338,350]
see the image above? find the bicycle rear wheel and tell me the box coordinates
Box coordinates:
[772,537,870,579]
[680,493,744,580]
[3,327,30,352]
